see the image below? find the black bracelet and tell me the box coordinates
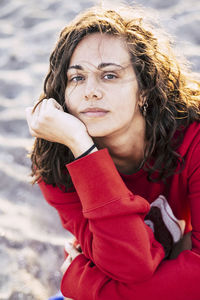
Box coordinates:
[74,144,96,160]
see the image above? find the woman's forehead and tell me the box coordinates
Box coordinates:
[69,33,130,68]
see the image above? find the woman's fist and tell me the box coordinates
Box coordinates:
[26,98,94,157]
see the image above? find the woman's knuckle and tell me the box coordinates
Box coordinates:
[31,120,39,131]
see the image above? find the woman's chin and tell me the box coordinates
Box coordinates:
[86,125,110,138]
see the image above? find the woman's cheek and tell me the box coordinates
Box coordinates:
[65,101,78,118]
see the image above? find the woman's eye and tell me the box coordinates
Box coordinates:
[70,75,84,82]
[103,73,117,80]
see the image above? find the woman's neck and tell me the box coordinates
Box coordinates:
[94,123,146,175]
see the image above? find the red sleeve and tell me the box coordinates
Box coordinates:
[38,181,96,262]
[39,149,165,283]
[60,250,200,300]
[65,149,164,282]
[59,141,200,299]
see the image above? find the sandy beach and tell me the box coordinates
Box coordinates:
[0,0,199,299]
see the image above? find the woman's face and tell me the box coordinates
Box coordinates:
[65,33,144,139]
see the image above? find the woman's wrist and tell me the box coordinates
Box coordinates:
[67,133,97,159]
[74,144,97,160]
[73,144,98,159]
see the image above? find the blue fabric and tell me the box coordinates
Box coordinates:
[48,290,64,300]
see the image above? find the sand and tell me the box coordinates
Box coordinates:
[0,0,199,299]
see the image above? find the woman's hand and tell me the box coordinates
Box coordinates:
[26,98,94,157]
[61,240,82,274]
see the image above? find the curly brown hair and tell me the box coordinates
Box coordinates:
[30,4,200,190]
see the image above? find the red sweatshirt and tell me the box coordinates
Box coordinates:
[39,122,200,300]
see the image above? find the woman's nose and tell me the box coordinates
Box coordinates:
[84,76,103,100]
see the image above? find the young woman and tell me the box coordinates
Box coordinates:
[26,4,200,300]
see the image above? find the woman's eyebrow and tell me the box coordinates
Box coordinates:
[68,64,83,71]
[68,62,123,71]
[98,63,123,69]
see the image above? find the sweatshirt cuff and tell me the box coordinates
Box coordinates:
[66,149,132,214]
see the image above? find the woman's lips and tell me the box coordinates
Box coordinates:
[81,108,109,117]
